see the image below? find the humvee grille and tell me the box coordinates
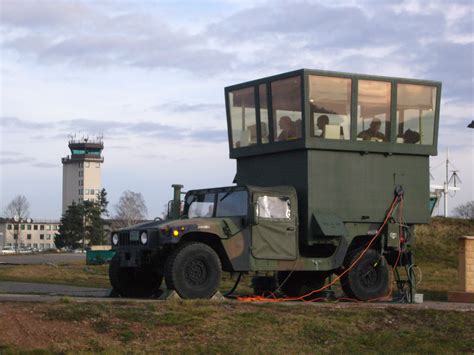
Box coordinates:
[118,231,140,246]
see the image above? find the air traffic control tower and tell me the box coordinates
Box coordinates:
[61,136,104,213]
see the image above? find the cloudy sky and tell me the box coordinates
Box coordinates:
[0,0,472,219]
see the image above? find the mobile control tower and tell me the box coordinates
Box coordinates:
[109,69,441,302]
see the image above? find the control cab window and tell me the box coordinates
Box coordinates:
[309,75,351,140]
[396,84,437,145]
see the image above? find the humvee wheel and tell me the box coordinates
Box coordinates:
[341,248,391,301]
[165,242,222,299]
[277,271,326,299]
[109,255,163,298]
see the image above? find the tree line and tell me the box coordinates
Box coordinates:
[3,190,149,250]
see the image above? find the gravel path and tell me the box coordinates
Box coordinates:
[0,281,110,297]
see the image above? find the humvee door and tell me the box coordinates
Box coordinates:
[250,187,298,260]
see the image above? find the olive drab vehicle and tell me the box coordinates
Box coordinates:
[109,69,441,301]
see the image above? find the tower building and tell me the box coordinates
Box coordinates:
[62,136,104,213]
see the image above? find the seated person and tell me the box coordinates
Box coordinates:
[357,118,386,141]
[401,129,421,144]
[315,115,329,138]
[278,116,297,141]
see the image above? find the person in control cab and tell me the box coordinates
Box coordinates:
[358,118,386,141]
[278,116,297,141]
[316,115,329,138]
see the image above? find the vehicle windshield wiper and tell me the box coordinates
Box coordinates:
[220,186,237,202]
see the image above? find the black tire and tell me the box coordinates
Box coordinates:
[165,242,222,299]
[277,271,326,299]
[109,255,163,298]
[341,248,391,301]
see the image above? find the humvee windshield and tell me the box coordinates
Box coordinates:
[184,188,248,218]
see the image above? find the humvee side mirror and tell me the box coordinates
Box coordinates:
[249,202,259,225]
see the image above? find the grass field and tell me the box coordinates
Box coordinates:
[0,262,110,288]
[415,217,474,300]
[0,300,473,353]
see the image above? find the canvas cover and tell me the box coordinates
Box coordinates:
[249,186,298,260]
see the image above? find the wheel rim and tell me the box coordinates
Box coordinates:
[184,259,208,286]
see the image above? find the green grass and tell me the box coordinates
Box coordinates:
[414,217,474,300]
[0,262,110,288]
[0,300,472,353]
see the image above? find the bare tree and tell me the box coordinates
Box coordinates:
[453,201,474,220]
[114,190,148,227]
[3,195,30,251]
[4,195,30,220]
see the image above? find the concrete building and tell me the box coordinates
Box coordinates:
[62,136,104,213]
[0,218,60,250]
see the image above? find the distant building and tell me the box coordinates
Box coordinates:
[0,218,60,250]
[62,136,104,213]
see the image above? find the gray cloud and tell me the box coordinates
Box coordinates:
[0,150,56,168]
[1,1,234,73]
[0,116,53,130]
[207,1,472,103]
[0,0,93,29]
[32,162,58,168]
[152,102,223,114]
[1,0,471,99]
[0,116,227,143]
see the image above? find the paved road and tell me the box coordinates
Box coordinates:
[0,291,473,311]
[0,253,85,265]
[0,281,110,297]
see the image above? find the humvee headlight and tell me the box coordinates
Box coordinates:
[112,233,119,246]
[172,229,180,237]
[140,232,148,245]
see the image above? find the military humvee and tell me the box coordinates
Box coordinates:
[110,69,441,301]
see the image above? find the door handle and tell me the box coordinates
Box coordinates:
[286,227,295,231]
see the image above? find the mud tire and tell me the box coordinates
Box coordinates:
[165,242,222,299]
[341,248,391,301]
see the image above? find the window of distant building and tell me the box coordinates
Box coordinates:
[21,224,25,230]
[40,234,44,240]
[34,225,38,230]
[27,234,32,240]
[27,224,32,230]
[40,225,44,231]
[7,224,12,230]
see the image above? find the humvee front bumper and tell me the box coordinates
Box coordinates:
[113,246,162,268]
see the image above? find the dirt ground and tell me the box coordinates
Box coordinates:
[0,299,473,353]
